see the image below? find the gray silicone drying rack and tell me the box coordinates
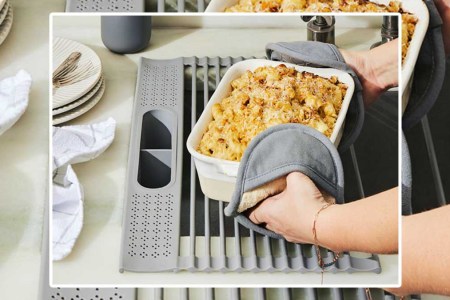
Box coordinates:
[39,221,403,300]
[66,0,145,12]
[119,56,381,274]
[39,204,405,299]
[65,0,210,12]
[43,287,137,300]
[39,195,137,300]
[40,287,421,300]
[144,288,419,300]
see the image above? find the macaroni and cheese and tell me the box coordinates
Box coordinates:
[197,64,347,161]
[225,0,401,12]
[225,0,418,62]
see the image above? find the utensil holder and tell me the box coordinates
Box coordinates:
[101,16,152,54]
[66,0,145,12]
[120,58,184,272]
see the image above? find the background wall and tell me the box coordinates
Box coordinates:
[52,14,384,29]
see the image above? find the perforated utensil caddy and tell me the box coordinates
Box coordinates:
[120,58,184,272]
[66,0,145,12]
[119,56,381,274]
[65,0,209,12]
[40,192,137,300]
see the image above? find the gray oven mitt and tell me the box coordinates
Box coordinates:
[402,132,412,216]
[266,41,364,153]
[224,124,344,239]
[403,0,446,130]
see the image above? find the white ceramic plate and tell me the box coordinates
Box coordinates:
[0,4,12,47]
[0,0,6,13]
[53,37,102,109]
[53,77,106,125]
[0,1,9,25]
[52,74,104,116]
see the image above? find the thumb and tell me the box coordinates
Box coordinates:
[286,172,312,190]
[286,172,322,200]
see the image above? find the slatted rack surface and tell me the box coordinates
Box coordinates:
[144,288,411,300]
[45,288,137,300]
[404,57,450,212]
[120,56,383,274]
[403,60,450,210]
[406,116,448,207]
[66,0,146,12]
[149,0,210,12]
[40,203,138,300]
[65,0,210,12]
[42,288,421,300]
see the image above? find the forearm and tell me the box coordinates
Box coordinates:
[316,187,398,253]
[399,205,450,295]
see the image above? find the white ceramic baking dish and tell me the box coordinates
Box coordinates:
[400,0,429,113]
[205,0,429,113]
[187,59,355,202]
[205,0,402,11]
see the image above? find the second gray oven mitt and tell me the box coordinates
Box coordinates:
[224,124,344,239]
[402,132,412,216]
[266,41,364,153]
[403,0,446,130]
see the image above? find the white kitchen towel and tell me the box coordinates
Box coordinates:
[52,118,116,261]
[0,70,32,136]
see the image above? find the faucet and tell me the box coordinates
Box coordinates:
[302,16,336,45]
[371,16,399,49]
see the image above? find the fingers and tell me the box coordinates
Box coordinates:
[248,204,276,233]
[248,194,277,224]
[248,208,263,224]
[248,203,268,224]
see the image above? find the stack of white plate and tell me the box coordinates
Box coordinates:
[52,37,105,125]
[0,0,13,46]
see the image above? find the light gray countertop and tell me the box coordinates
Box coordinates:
[0,0,53,299]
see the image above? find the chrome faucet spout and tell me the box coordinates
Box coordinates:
[302,16,335,45]
[371,16,399,49]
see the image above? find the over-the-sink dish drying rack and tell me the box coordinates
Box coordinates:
[66,0,145,12]
[44,287,420,300]
[119,56,382,274]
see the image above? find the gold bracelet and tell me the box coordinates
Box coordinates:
[312,202,341,284]
[313,203,333,248]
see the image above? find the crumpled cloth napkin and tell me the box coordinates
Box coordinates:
[0,70,32,135]
[52,118,116,261]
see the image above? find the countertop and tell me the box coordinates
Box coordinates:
[52,15,399,287]
[0,0,52,299]
[0,1,445,297]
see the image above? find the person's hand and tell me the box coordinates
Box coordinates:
[248,172,334,244]
[340,39,399,108]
